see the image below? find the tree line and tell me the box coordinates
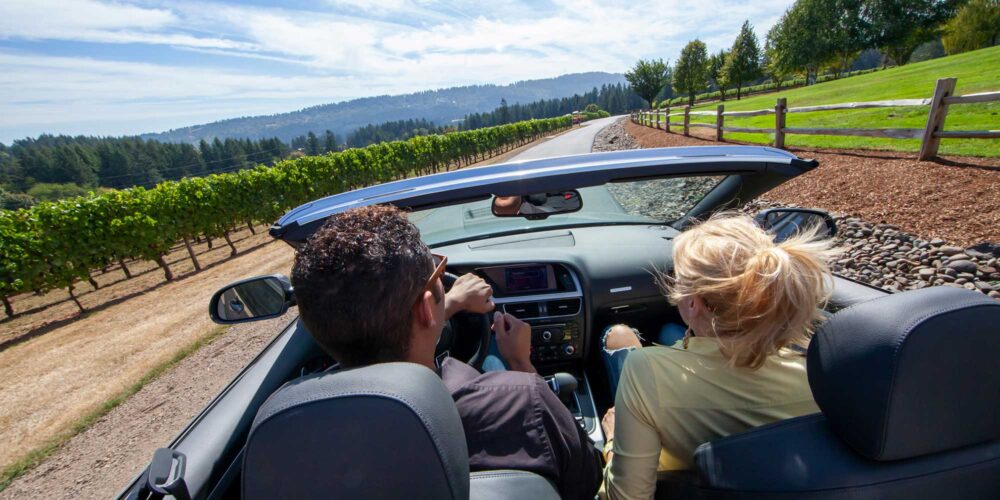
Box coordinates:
[461,83,645,129]
[0,118,472,209]
[625,0,998,108]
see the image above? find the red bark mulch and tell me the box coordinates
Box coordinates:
[624,121,1000,246]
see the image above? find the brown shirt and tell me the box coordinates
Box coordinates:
[439,357,602,500]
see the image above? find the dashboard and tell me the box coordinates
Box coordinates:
[438,224,685,370]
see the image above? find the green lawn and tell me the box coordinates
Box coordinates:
[657,46,1000,157]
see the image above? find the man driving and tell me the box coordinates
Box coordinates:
[290,204,602,499]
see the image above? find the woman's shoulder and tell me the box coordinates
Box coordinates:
[622,339,723,379]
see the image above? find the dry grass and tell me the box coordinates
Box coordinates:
[0,237,295,470]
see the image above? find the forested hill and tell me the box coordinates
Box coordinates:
[143,72,627,144]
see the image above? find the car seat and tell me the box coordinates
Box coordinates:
[241,361,560,499]
[656,286,1000,499]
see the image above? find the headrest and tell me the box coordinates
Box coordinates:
[243,362,470,499]
[808,286,1000,461]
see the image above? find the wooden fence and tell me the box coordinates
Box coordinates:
[630,78,1000,160]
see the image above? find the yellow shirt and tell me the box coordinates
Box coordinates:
[602,337,819,500]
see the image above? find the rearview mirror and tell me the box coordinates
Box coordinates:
[755,208,837,243]
[491,190,582,219]
[209,275,295,324]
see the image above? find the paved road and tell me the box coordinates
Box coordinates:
[511,115,621,161]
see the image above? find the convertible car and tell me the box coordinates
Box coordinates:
[121,146,1000,499]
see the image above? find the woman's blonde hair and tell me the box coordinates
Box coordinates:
[662,211,838,369]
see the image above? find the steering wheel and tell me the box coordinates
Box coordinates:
[436,272,492,370]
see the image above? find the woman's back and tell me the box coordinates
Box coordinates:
[615,338,818,472]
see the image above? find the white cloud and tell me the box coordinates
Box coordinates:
[0,0,796,141]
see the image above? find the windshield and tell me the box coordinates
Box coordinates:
[411,175,724,246]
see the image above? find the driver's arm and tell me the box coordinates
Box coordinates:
[444,273,495,318]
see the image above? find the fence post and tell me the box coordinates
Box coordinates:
[656,110,661,130]
[683,106,691,137]
[775,98,787,149]
[716,104,724,142]
[918,77,957,161]
[665,105,671,133]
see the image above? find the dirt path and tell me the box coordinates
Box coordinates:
[624,121,1000,246]
[0,312,295,499]
[0,239,295,477]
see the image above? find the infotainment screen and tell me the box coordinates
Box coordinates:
[505,266,550,293]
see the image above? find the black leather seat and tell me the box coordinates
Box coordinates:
[658,286,1000,499]
[242,362,559,499]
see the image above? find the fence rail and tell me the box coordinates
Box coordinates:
[630,78,998,160]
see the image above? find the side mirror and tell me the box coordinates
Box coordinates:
[755,208,837,243]
[491,190,582,219]
[209,275,295,324]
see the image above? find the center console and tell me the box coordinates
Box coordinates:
[481,263,585,365]
[476,263,603,445]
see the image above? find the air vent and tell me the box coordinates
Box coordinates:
[503,301,542,318]
[546,298,581,316]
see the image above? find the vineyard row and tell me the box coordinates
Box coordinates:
[0,116,575,317]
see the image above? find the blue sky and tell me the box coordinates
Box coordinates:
[0,0,794,143]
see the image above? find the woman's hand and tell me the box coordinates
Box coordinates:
[602,407,615,441]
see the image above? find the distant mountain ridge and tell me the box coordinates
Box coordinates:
[142,72,627,144]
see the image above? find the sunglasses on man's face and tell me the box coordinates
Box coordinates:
[415,253,448,303]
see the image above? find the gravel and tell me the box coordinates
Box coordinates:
[594,119,722,222]
[594,118,1000,302]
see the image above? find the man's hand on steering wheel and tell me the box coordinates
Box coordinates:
[445,274,495,318]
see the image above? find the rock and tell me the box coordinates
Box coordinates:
[989,291,1000,299]
[929,238,945,247]
[945,252,970,262]
[941,267,957,277]
[938,274,956,283]
[945,260,978,274]
[939,245,964,256]
[963,282,977,290]
[918,268,936,280]
[974,281,994,293]
[955,278,968,285]
[978,266,997,275]
[969,242,1000,258]
[957,272,977,280]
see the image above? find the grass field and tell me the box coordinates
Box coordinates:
[662,46,1000,157]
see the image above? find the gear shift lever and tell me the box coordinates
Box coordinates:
[545,372,578,403]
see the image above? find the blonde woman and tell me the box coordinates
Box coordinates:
[600,212,838,499]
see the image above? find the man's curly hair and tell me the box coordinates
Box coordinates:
[291,205,435,367]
